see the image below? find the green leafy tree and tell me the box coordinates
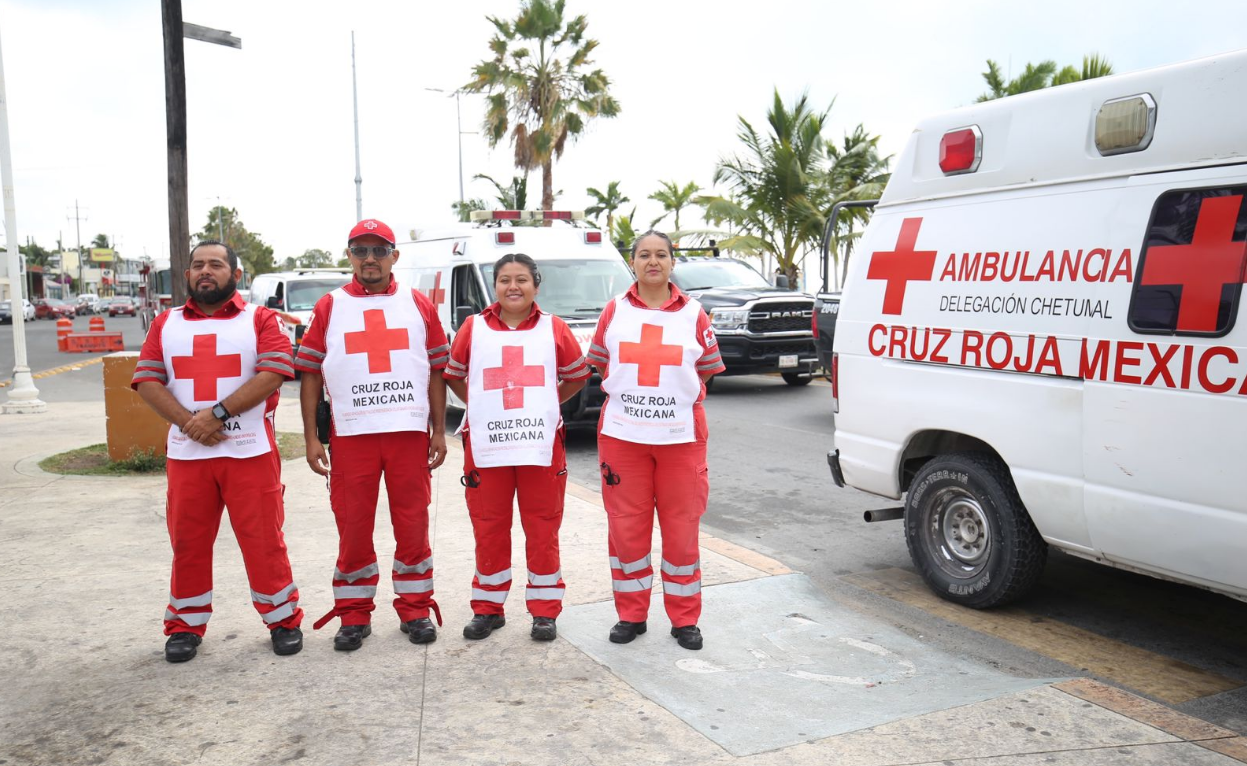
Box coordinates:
[977,54,1113,101]
[282,248,335,270]
[452,198,489,222]
[611,207,638,257]
[195,207,276,277]
[475,173,529,210]
[585,180,629,236]
[463,0,621,212]
[648,180,702,233]
[822,125,892,283]
[90,234,111,250]
[20,239,54,267]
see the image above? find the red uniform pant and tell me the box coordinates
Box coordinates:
[326,430,436,627]
[463,431,567,618]
[598,413,708,628]
[164,452,303,636]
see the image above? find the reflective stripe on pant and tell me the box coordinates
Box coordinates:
[598,409,708,627]
[329,430,435,625]
[463,430,567,618]
[164,451,302,636]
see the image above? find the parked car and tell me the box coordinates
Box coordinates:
[0,299,36,323]
[34,298,76,320]
[107,297,137,317]
[76,294,100,315]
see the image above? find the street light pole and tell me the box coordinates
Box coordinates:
[0,15,46,414]
[425,87,471,208]
[351,31,362,221]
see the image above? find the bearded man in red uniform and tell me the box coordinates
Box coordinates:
[295,219,450,651]
[133,241,303,663]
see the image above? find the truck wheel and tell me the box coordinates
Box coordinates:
[904,452,1047,608]
[781,373,812,386]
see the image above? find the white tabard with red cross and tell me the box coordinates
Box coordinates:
[162,305,271,460]
[321,286,431,436]
[601,296,702,445]
[466,313,560,467]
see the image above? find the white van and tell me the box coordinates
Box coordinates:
[248,268,352,352]
[829,51,1247,608]
[392,210,635,421]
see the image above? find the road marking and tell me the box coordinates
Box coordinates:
[1055,679,1246,763]
[842,567,1242,705]
[0,355,105,388]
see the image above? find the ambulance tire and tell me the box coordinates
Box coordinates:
[904,452,1047,609]
[781,373,813,386]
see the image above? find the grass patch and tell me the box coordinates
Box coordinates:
[38,433,308,476]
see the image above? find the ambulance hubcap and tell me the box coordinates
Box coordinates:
[928,489,991,575]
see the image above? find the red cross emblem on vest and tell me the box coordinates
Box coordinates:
[172,334,242,401]
[618,323,683,387]
[483,345,545,410]
[867,217,938,315]
[345,309,410,374]
[1141,194,1247,333]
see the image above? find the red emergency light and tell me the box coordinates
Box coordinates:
[542,211,573,220]
[585,231,603,244]
[492,210,522,220]
[939,125,982,175]
[496,231,516,245]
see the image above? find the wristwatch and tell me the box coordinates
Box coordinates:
[211,402,231,421]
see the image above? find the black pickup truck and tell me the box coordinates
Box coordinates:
[669,251,819,385]
[812,291,840,374]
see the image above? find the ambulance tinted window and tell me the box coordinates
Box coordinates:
[452,265,487,329]
[1128,187,1247,337]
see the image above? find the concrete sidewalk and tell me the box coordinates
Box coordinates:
[1,397,1244,766]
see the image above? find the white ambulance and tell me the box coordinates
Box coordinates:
[830,50,1247,608]
[391,210,636,421]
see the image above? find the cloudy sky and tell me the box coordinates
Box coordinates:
[2,0,1245,264]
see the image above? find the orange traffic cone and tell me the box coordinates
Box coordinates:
[57,317,73,351]
[89,316,105,333]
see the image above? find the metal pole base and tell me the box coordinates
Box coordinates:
[2,368,47,414]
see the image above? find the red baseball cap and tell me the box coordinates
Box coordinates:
[348,218,396,244]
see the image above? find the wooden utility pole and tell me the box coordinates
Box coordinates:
[160,1,239,307]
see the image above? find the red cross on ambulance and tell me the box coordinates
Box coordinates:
[866,217,938,316]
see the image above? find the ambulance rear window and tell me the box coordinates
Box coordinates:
[1128,186,1247,338]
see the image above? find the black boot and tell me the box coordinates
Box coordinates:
[608,620,647,644]
[531,616,557,641]
[670,625,703,650]
[462,613,505,640]
[165,632,202,663]
[334,624,371,651]
[402,617,438,644]
[271,627,303,656]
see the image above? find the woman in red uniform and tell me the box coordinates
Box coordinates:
[444,253,590,641]
[586,230,725,650]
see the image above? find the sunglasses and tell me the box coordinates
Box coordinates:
[349,245,394,260]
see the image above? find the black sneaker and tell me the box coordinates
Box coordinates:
[333,624,371,651]
[271,626,303,656]
[462,613,505,640]
[531,617,557,641]
[608,620,647,644]
[670,625,703,650]
[165,632,202,663]
[401,617,438,644]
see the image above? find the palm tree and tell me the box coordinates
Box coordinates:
[700,90,830,285]
[978,54,1113,101]
[611,207,637,258]
[648,180,702,234]
[463,0,621,212]
[474,173,529,210]
[822,125,891,283]
[451,198,488,223]
[585,181,629,236]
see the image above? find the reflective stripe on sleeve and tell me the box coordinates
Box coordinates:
[261,601,297,624]
[609,555,652,575]
[660,559,701,577]
[333,585,377,600]
[471,588,508,604]
[526,570,561,586]
[394,579,434,594]
[295,346,326,360]
[558,358,587,373]
[257,360,296,375]
[612,576,654,593]
[428,343,450,356]
[525,587,565,601]
[251,582,297,606]
[393,556,433,575]
[476,568,513,586]
[258,351,293,363]
[335,562,380,583]
[165,609,211,627]
[169,590,212,609]
[137,358,167,369]
[663,580,701,597]
[132,370,168,382]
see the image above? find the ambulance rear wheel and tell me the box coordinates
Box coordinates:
[904,452,1047,608]
[781,373,812,386]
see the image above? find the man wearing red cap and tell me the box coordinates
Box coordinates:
[295,219,450,650]
[133,240,304,663]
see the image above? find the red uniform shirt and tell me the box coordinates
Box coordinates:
[587,283,724,405]
[131,293,294,416]
[292,275,450,374]
[444,301,590,383]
